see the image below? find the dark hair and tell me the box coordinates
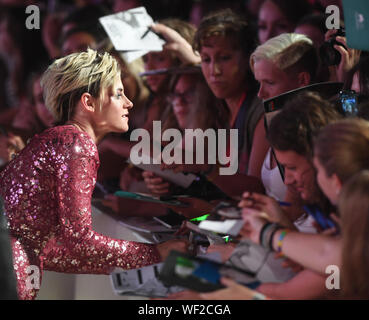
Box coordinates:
[358,99,369,121]
[193,9,258,92]
[62,4,110,29]
[267,0,312,26]
[193,8,258,59]
[268,91,342,158]
[296,12,327,32]
[162,71,229,132]
[344,54,369,96]
[62,5,110,43]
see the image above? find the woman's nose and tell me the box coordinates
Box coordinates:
[257,85,266,100]
[210,61,221,76]
[124,96,133,109]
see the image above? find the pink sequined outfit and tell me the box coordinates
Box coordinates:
[0,125,161,300]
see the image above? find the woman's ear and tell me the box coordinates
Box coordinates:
[297,71,311,87]
[332,173,343,195]
[80,92,96,112]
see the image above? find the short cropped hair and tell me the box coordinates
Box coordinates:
[250,33,318,81]
[193,8,258,59]
[41,48,120,125]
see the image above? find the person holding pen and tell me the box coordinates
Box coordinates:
[240,118,369,299]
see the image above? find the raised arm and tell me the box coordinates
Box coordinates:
[150,23,201,66]
[241,207,341,274]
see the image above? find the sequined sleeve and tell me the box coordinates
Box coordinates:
[48,133,161,273]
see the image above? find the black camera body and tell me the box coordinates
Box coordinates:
[319,28,346,66]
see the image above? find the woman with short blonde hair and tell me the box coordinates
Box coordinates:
[41,49,120,124]
[0,49,188,300]
[250,33,317,82]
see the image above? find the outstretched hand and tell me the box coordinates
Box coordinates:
[150,23,201,65]
[239,207,269,244]
[142,171,171,196]
[238,192,294,228]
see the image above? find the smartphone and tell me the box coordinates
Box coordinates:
[159,251,258,292]
[339,90,358,116]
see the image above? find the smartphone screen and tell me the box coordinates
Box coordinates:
[339,90,358,116]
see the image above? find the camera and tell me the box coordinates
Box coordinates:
[319,28,346,66]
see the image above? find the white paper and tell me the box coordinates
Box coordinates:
[99,6,165,62]
[198,219,245,237]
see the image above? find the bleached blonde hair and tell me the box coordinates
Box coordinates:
[41,48,120,124]
[250,33,317,79]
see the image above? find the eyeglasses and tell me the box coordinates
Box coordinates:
[167,90,195,104]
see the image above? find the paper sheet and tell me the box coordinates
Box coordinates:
[99,6,165,62]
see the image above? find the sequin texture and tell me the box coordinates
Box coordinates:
[0,125,161,300]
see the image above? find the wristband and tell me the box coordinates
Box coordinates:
[261,223,281,250]
[259,222,272,245]
[276,230,289,253]
[268,225,283,251]
[261,223,276,249]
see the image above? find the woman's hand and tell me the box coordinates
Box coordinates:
[239,207,269,244]
[119,166,143,191]
[142,171,171,196]
[150,23,201,65]
[238,192,294,228]
[334,36,361,82]
[324,30,361,82]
